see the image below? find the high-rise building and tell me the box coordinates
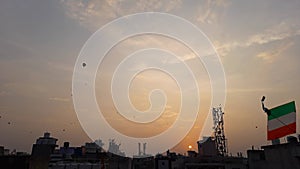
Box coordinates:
[29,132,57,169]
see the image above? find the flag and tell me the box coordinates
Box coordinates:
[267,101,297,140]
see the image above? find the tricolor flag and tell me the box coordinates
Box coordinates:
[267,101,297,140]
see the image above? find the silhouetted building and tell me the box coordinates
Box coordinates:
[0,146,4,156]
[187,151,197,158]
[184,156,247,169]
[0,146,30,169]
[47,140,133,169]
[248,137,300,169]
[197,137,218,157]
[4,149,9,155]
[132,156,154,169]
[155,151,185,169]
[107,154,131,169]
[29,132,58,169]
[155,156,171,169]
[154,150,247,169]
[0,154,30,169]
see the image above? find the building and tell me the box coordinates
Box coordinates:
[248,136,300,169]
[47,140,133,169]
[155,151,185,169]
[153,149,247,169]
[132,156,154,169]
[183,136,248,169]
[29,132,58,169]
[0,146,30,169]
[0,154,30,169]
[197,137,218,157]
[0,146,4,156]
[184,156,247,169]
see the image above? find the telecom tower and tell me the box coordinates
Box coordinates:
[212,107,228,156]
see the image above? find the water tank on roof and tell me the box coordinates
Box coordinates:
[287,136,298,143]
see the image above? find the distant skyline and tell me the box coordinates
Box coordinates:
[0,0,300,155]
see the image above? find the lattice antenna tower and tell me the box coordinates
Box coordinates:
[212,106,228,156]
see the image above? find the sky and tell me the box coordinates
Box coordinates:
[0,0,300,156]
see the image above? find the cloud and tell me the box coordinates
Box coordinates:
[227,87,273,94]
[60,0,117,30]
[216,22,300,57]
[256,41,294,63]
[60,0,182,30]
[49,97,70,102]
[246,22,300,46]
[196,0,229,24]
[135,0,182,12]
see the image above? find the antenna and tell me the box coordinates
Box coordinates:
[212,106,228,156]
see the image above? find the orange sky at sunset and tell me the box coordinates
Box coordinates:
[0,0,300,156]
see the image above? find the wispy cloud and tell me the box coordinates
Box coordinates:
[134,0,182,12]
[196,0,229,24]
[227,87,274,94]
[49,97,70,102]
[256,41,294,63]
[246,22,300,46]
[61,0,117,30]
[216,22,300,57]
[60,0,182,30]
